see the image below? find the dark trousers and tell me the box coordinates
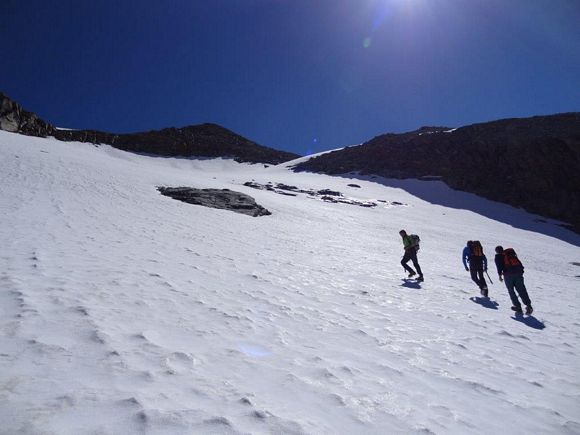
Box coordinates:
[470,268,487,289]
[401,249,422,277]
[504,274,531,308]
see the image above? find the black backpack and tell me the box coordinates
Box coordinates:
[470,240,484,257]
[409,234,420,251]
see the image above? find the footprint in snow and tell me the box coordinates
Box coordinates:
[164,352,198,374]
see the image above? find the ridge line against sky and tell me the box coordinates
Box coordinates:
[2,0,579,154]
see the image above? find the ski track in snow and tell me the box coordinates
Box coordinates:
[1,131,579,435]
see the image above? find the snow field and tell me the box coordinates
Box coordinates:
[0,131,579,434]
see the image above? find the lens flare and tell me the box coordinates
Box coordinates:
[238,343,271,358]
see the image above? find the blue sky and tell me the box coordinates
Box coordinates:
[2,0,579,154]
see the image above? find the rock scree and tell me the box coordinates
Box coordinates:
[158,187,271,217]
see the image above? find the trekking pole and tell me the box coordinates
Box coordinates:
[485,270,493,284]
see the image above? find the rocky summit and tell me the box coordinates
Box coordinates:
[0,92,299,164]
[294,114,580,233]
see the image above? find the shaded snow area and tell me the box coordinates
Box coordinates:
[1,130,579,435]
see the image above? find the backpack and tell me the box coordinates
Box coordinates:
[503,248,522,268]
[409,234,420,251]
[470,240,483,257]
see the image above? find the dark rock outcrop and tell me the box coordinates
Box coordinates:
[0,92,299,164]
[158,187,271,217]
[243,181,405,208]
[0,93,53,136]
[294,114,580,232]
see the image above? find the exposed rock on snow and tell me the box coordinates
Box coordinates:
[158,186,271,217]
[317,189,342,197]
[244,181,315,196]
[243,181,406,208]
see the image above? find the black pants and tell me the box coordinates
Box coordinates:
[401,249,422,277]
[470,268,487,289]
[504,274,531,308]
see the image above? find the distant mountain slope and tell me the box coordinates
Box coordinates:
[0,92,299,164]
[294,114,580,232]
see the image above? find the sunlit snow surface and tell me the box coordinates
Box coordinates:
[0,131,579,435]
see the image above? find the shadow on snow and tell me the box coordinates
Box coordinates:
[512,314,546,330]
[470,296,499,310]
[401,279,422,289]
[335,174,580,247]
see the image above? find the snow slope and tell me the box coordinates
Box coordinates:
[1,130,579,435]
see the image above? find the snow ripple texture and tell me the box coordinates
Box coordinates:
[0,131,579,435]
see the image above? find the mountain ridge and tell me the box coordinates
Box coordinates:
[294,112,580,233]
[3,91,579,231]
[0,92,299,164]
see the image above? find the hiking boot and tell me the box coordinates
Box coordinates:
[416,275,424,282]
[511,306,523,314]
[408,271,416,278]
[525,305,533,315]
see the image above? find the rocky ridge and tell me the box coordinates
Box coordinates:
[294,114,580,232]
[0,92,299,164]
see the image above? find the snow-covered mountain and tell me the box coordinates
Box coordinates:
[1,130,579,435]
